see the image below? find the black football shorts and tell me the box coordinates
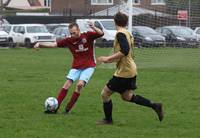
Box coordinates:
[106,76,137,93]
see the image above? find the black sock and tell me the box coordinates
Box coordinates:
[130,95,155,108]
[103,100,113,122]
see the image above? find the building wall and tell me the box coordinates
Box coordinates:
[38,0,44,6]
[51,0,120,16]
[135,0,166,12]
[51,0,166,16]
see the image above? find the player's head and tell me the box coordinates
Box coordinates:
[68,23,80,38]
[114,12,128,28]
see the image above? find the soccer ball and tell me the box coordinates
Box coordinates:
[44,97,58,112]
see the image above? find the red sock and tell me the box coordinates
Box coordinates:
[57,88,68,107]
[65,92,80,112]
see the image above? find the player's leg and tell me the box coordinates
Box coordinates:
[120,76,156,108]
[56,79,73,108]
[121,90,156,107]
[121,75,164,121]
[97,76,120,125]
[65,80,84,113]
[57,69,80,110]
[45,70,76,114]
[96,85,113,125]
[65,67,95,113]
[121,90,164,121]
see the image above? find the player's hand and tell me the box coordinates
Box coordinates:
[88,21,95,29]
[33,42,40,50]
[97,56,110,63]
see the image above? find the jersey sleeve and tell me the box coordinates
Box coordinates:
[57,38,70,48]
[86,31,104,40]
[116,33,130,56]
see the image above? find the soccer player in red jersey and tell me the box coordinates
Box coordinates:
[34,22,104,113]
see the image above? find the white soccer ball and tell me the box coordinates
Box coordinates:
[44,97,58,112]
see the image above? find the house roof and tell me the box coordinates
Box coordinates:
[6,0,46,9]
[7,0,30,8]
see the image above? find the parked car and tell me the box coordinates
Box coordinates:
[46,23,69,33]
[0,18,10,27]
[156,26,198,48]
[132,26,165,48]
[6,24,56,48]
[52,27,70,41]
[0,30,9,47]
[1,25,15,47]
[193,27,200,42]
[76,19,116,47]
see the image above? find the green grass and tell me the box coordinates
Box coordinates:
[0,47,200,138]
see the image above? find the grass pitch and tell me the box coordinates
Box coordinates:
[0,47,200,138]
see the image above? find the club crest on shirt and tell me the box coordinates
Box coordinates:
[82,38,87,44]
[75,44,89,52]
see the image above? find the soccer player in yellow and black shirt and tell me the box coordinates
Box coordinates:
[97,12,164,125]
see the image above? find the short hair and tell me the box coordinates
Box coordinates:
[114,12,128,27]
[68,23,79,29]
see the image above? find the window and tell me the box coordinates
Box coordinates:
[94,21,102,30]
[3,25,11,33]
[151,0,165,5]
[27,26,48,33]
[13,26,20,33]
[91,0,113,5]
[133,0,140,5]
[162,29,171,35]
[100,20,115,30]
[13,26,25,33]
[19,26,25,33]
[54,29,60,35]
[57,29,62,35]
[196,29,200,34]
[44,0,51,7]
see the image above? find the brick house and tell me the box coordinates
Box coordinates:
[3,0,166,13]
[51,0,120,16]
[132,0,166,12]
[51,0,166,16]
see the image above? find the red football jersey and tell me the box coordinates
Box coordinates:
[57,31,103,69]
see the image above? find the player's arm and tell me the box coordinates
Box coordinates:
[88,21,104,36]
[97,52,124,63]
[34,42,57,49]
[97,33,129,63]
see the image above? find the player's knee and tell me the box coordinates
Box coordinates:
[63,80,73,89]
[101,91,110,101]
[76,82,84,91]
[121,93,133,101]
[100,92,106,99]
[121,95,130,101]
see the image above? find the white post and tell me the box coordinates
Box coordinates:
[188,0,191,27]
[49,0,52,13]
[0,0,2,12]
[128,0,132,33]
